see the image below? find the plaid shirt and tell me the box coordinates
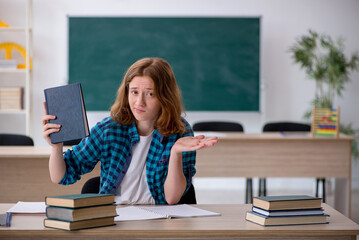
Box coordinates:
[60,116,196,204]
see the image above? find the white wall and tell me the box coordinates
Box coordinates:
[1,0,359,189]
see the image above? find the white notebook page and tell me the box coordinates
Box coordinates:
[7,201,46,213]
[115,204,220,221]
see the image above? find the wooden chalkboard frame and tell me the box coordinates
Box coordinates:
[69,17,260,111]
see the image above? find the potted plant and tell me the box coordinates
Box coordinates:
[289,29,359,158]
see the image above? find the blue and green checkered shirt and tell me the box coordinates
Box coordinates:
[60,116,196,204]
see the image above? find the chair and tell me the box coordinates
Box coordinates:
[178,184,197,204]
[192,121,244,132]
[81,176,197,204]
[192,121,253,203]
[81,176,101,194]
[0,134,34,146]
[262,122,311,132]
[260,122,325,202]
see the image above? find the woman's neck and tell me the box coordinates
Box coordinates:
[136,121,155,136]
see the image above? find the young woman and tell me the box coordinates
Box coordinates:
[42,57,218,205]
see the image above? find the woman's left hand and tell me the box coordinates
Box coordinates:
[172,135,218,154]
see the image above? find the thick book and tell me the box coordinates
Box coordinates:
[115,204,221,221]
[44,83,89,144]
[46,204,117,222]
[44,216,115,231]
[252,206,324,217]
[253,195,322,210]
[45,194,115,208]
[246,211,329,226]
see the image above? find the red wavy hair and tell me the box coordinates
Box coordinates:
[110,57,186,136]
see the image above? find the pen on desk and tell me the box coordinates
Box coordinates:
[6,212,12,227]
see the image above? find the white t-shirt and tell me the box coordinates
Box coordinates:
[115,132,155,205]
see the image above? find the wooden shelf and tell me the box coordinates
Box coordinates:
[0,110,26,114]
[0,27,32,32]
[0,68,27,73]
[0,0,32,136]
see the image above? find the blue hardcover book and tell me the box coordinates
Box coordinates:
[46,204,117,221]
[252,206,324,217]
[44,83,90,144]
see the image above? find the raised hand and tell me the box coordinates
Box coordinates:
[172,135,218,154]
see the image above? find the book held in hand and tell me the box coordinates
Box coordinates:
[44,216,115,231]
[44,83,89,144]
[45,194,115,208]
[46,204,117,222]
[245,211,329,226]
[253,195,322,211]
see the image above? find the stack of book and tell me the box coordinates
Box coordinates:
[246,195,329,226]
[44,193,117,231]
[0,87,23,110]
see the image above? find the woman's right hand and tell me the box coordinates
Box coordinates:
[42,114,62,146]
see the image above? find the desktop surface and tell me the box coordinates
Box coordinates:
[0,204,358,240]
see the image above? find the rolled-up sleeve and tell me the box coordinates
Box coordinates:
[181,122,197,186]
[59,122,104,185]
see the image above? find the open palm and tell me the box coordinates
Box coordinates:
[172,135,218,153]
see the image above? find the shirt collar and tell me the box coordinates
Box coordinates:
[128,122,167,144]
[128,122,139,146]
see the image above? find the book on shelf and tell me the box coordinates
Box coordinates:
[0,59,17,69]
[46,204,117,222]
[245,211,329,226]
[252,206,324,217]
[44,216,115,231]
[115,204,221,221]
[45,194,115,208]
[44,83,89,144]
[0,87,23,110]
[253,195,322,211]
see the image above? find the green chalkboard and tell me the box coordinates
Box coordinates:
[69,17,260,111]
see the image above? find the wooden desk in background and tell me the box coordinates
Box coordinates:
[0,203,358,240]
[0,133,354,216]
[0,146,100,203]
[195,132,353,216]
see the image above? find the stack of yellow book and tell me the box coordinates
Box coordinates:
[246,195,329,226]
[44,194,116,231]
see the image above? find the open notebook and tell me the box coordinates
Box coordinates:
[115,204,220,221]
[7,201,46,213]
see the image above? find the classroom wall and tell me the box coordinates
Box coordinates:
[1,0,359,189]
